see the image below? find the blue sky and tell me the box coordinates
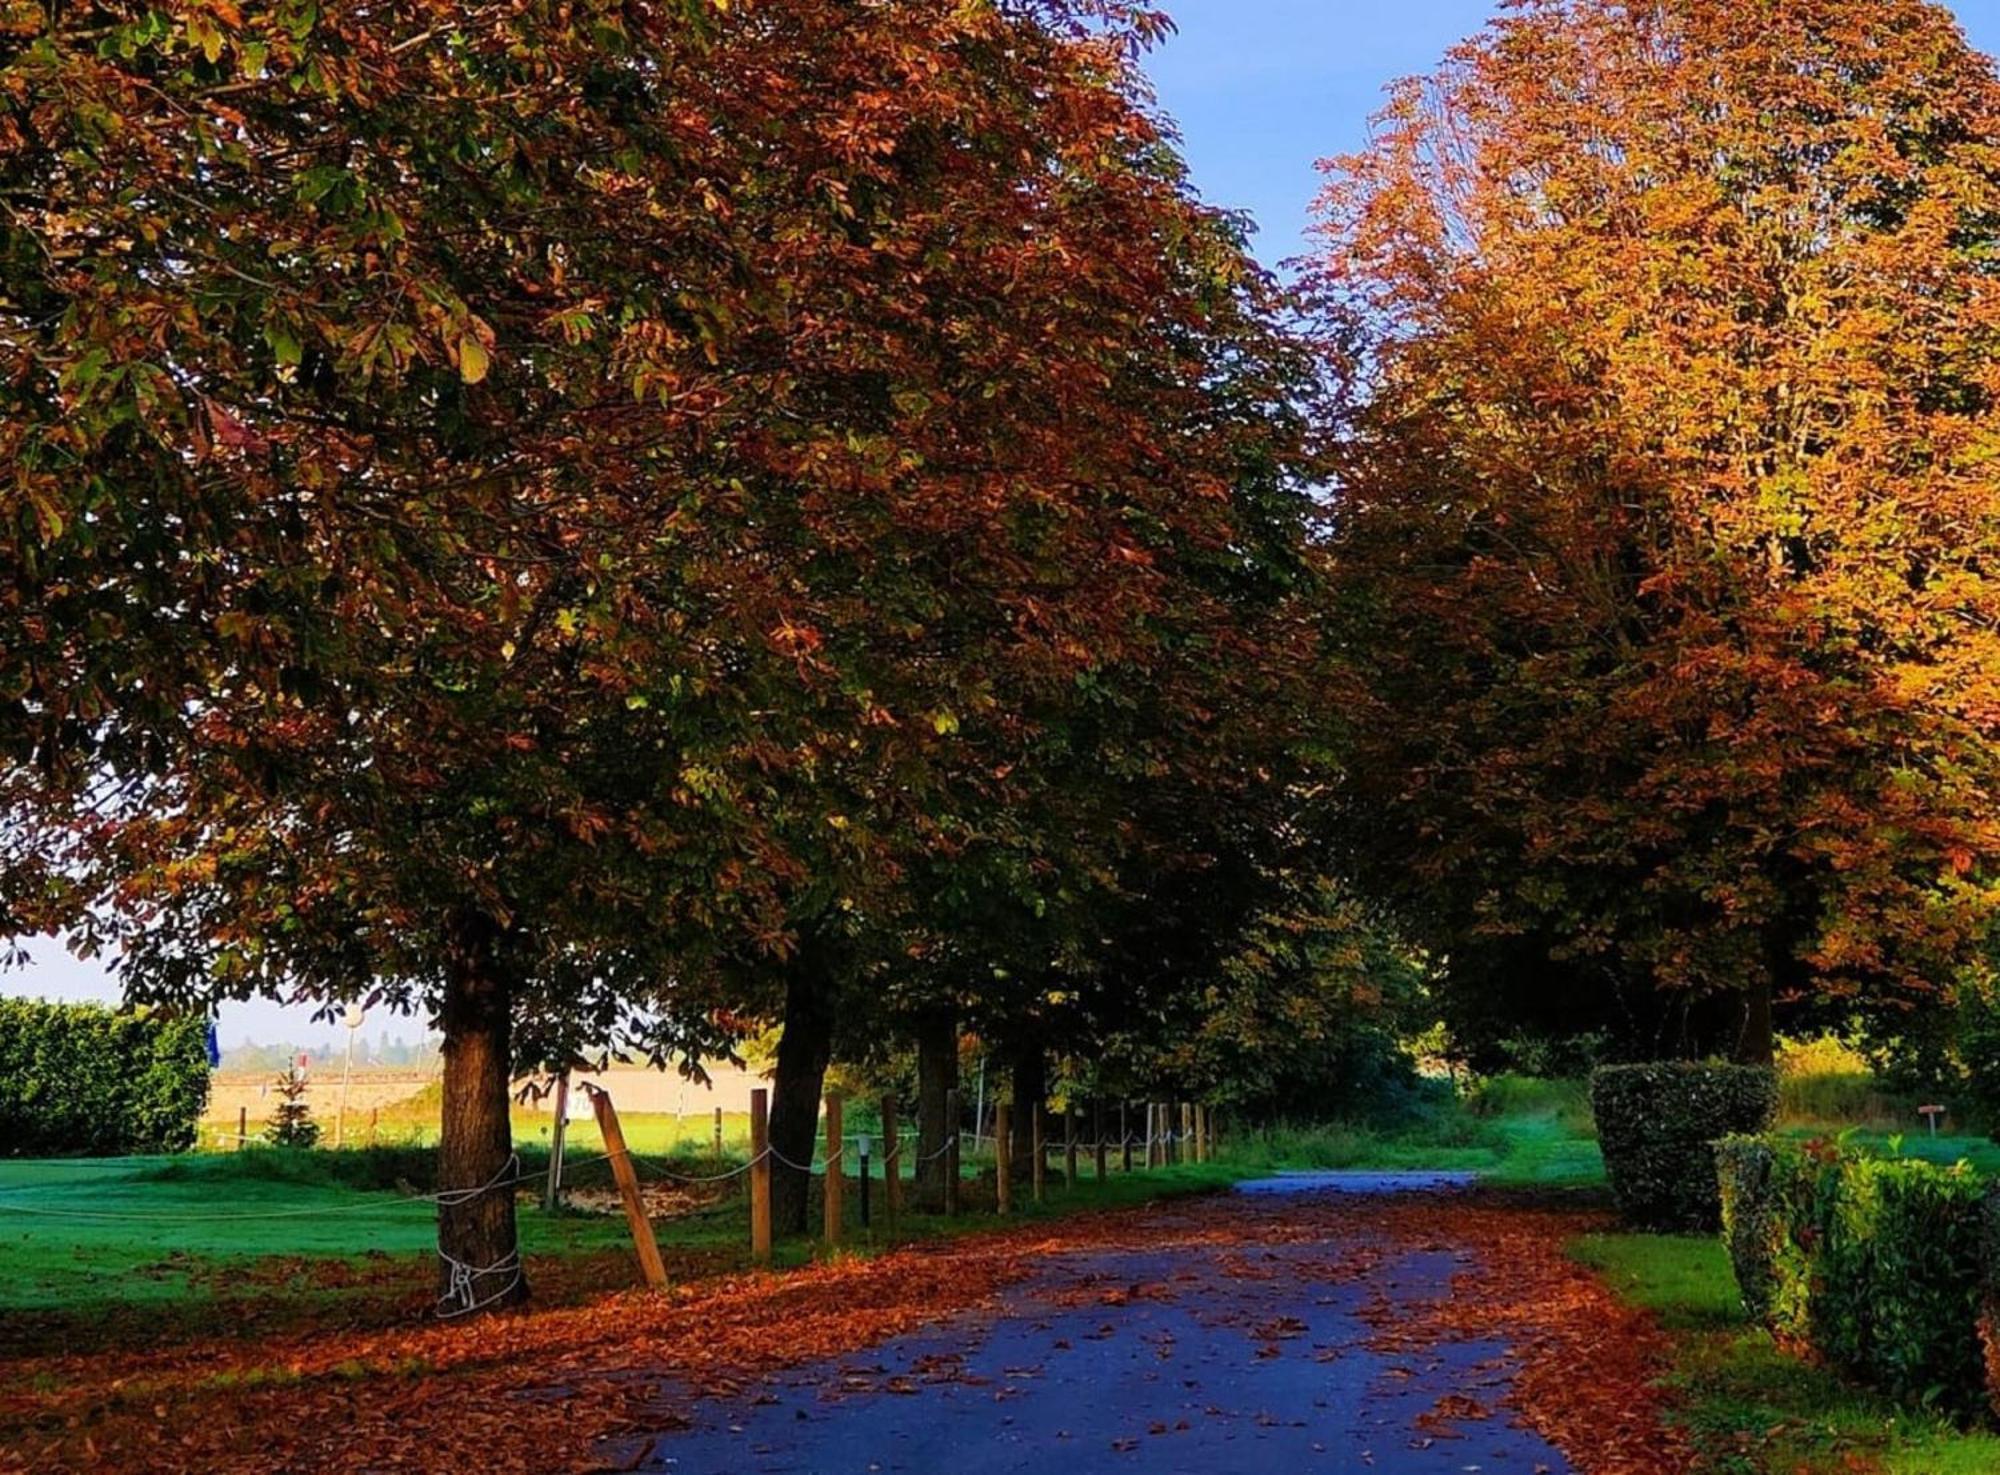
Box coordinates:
[10,1,2000,1046]
[1146,0,2000,272]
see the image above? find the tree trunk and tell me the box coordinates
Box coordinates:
[1736,974,1776,1068]
[1008,1044,1045,1189]
[913,1008,957,1213]
[436,910,527,1314]
[769,951,837,1236]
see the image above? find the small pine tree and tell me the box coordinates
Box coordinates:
[264,1066,320,1149]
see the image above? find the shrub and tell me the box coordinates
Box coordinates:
[1722,1136,1996,1416]
[1717,1134,1786,1322]
[1590,1062,1778,1230]
[0,1000,211,1156]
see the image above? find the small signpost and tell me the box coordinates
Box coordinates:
[1920,1104,1947,1138]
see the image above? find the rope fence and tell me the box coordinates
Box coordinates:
[3,1089,1221,1303]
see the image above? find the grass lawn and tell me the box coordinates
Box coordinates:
[0,1139,1246,1362]
[1571,1232,2000,1474]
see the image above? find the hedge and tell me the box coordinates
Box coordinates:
[1590,1061,1778,1230]
[1719,1136,1996,1416]
[0,1000,211,1156]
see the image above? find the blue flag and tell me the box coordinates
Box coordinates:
[204,1019,221,1069]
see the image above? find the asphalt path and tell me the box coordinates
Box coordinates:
[636,1173,1571,1475]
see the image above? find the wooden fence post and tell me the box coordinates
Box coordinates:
[994,1102,1012,1215]
[1121,1102,1132,1173]
[750,1087,772,1263]
[1065,1105,1078,1188]
[823,1094,844,1246]
[586,1085,668,1290]
[944,1088,961,1217]
[1196,1104,1209,1163]
[544,1072,570,1213]
[713,1105,724,1160]
[881,1095,901,1229]
[237,1105,247,1151]
[1093,1098,1107,1183]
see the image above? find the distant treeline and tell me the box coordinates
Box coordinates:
[221,1035,441,1074]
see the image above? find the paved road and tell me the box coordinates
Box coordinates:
[634,1176,1572,1474]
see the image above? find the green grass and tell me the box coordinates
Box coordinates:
[1571,1231,2000,1473]
[0,1135,1246,1361]
[1218,1076,1606,1188]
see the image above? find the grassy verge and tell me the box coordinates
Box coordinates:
[1571,1232,2000,1473]
[0,1143,1245,1362]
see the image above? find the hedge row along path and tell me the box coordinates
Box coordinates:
[0,1185,1688,1475]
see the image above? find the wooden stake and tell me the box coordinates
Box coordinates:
[994,1102,1012,1216]
[586,1085,667,1290]
[881,1095,901,1229]
[237,1105,247,1151]
[1181,1102,1193,1164]
[1121,1102,1132,1173]
[544,1072,570,1214]
[1031,1105,1046,1203]
[823,1094,844,1246]
[749,1087,772,1263]
[1195,1104,1208,1163]
[713,1105,723,1160]
[1093,1098,1107,1183]
[1064,1105,1078,1188]
[944,1088,961,1217]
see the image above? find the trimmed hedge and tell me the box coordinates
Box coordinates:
[0,1000,211,1156]
[1591,1062,1778,1230]
[1719,1137,1996,1416]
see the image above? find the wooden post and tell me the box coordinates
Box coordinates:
[1031,1105,1046,1203]
[881,1095,901,1229]
[994,1102,1012,1216]
[859,1134,872,1228]
[236,1105,247,1151]
[1145,1103,1157,1168]
[586,1085,668,1290]
[1093,1098,1107,1183]
[1196,1104,1209,1163]
[544,1072,570,1213]
[944,1088,961,1217]
[749,1087,772,1263]
[1121,1102,1132,1173]
[1181,1102,1193,1164]
[713,1105,724,1160]
[369,1107,379,1148]
[823,1094,844,1246]
[1064,1105,1078,1188]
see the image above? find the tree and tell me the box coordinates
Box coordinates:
[1316,0,2000,1064]
[2,0,1308,1300]
[264,1065,320,1150]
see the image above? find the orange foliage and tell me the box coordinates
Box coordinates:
[1317,0,2000,1046]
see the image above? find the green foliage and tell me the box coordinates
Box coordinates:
[1591,1063,1777,1230]
[1721,1136,1994,1417]
[0,1000,210,1156]
[1716,1135,1794,1324]
[1573,1230,2000,1473]
[262,1068,320,1150]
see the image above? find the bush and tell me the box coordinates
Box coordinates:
[1718,1135,1789,1322]
[1721,1136,1993,1415]
[1591,1062,1778,1230]
[0,1000,211,1156]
